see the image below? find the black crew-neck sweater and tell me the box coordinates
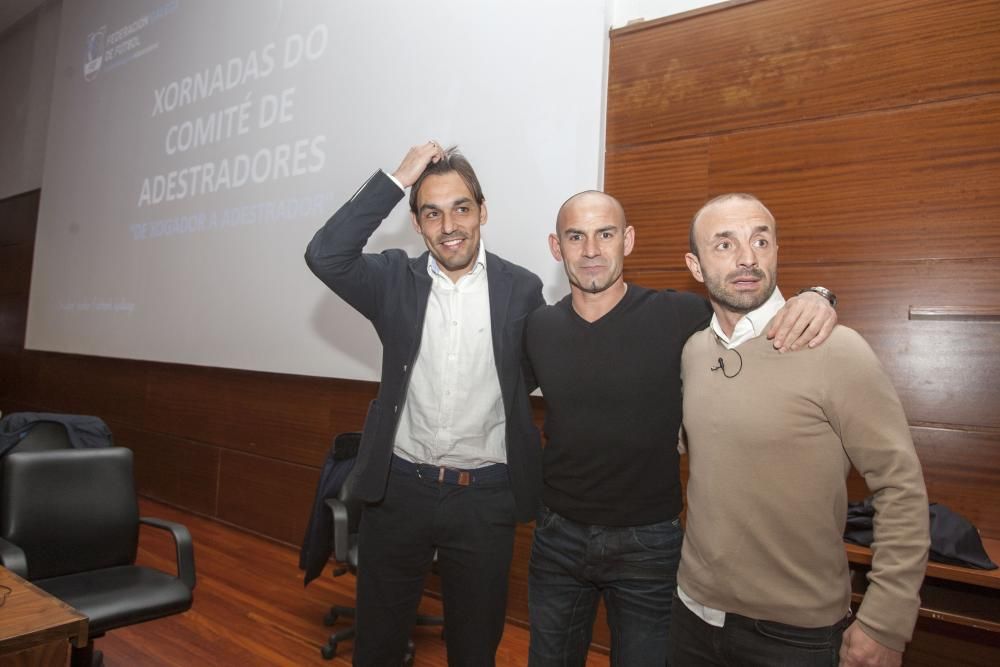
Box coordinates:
[525,285,711,526]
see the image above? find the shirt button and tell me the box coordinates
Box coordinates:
[452,321,458,326]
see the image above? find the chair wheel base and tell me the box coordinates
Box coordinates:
[321,642,337,660]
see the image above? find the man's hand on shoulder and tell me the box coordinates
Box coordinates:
[839,623,902,667]
[766,289,837,352]
[392,141,446,188]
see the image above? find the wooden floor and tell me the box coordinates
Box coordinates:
[96,498,608,666]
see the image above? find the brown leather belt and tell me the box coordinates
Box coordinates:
[391,455,508,487]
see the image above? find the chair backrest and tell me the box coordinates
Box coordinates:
[1,448,140,581]
[10,421,72,453]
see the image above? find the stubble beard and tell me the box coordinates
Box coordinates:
[705,267,776,314]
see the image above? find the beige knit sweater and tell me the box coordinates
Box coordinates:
[679,323,929,652]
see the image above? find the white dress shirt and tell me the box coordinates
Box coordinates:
[392,240,507,468]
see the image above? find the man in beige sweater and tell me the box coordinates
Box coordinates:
[671,193,930,667]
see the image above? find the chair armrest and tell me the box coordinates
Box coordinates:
[140,516,197,590]
[325,498,353,562]
[0,536,27,577]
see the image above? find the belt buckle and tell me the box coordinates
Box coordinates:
[437,466,471,486]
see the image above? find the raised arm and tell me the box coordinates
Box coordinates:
[303,142,444,320]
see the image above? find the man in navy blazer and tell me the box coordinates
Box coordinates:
[306,141,544,665]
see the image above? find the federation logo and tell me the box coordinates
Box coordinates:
[84,26,106,81]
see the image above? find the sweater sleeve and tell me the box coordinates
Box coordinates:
[304,169,406,322]
[823,328,930,652]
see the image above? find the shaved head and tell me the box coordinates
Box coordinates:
[689,193,776,257]
[557,190,627,233]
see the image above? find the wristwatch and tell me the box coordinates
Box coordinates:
[798,286,837,308]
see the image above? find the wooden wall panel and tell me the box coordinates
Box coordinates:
[845,426,1000,540]
[0,292,27,348]
[217,449,320,546]
[608,0,1000,661]
[608,0,1000,146]
[910,427,1000,540]
[905,617,1000,666]
[617,95,1000,273]
[0,190,39,246]
[32,353,148,427]
[144,364,374,467]
[115,421,221,516]
[705,96,1000,265]
[0,243,33,295]
[604,138,709,264]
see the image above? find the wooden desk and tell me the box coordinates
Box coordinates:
[847,537,1000,633]
[0,567,88,666]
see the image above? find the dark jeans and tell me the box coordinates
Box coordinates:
[353,456,516,667]
[528,506,683,667]
[668,594,847,667]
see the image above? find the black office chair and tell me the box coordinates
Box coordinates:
[320,435,443,664]
[0,447,196,667]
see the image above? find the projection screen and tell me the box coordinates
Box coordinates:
[26,0,606,381]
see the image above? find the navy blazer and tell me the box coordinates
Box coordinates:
[305,170,545,522]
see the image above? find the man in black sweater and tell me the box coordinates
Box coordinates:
[523,191,837,666]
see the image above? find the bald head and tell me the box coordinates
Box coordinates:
[549,190,634,297]
[689,193,776,258]
[556,190,627,234]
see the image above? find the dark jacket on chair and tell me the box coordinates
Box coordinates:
[0,412,112,457]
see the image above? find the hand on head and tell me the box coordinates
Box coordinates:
[392,141,446,188]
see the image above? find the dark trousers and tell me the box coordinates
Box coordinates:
[668,595,847,667]
[353,456,516,667]
[528,507,683,667]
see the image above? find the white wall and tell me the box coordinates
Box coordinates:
[611,0,722,28]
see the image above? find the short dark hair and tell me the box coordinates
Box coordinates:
[688,192,775,257]
[408,147,485,214]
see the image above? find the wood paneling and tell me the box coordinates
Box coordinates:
[608,0,1000,146]
[144,364,374,467]
[910,427,1000,540]
[0,292,27,348]
[116,421,221,516]
[616,95,1000,272]
[0,190,39,246]
[604,138,709,264]
[0,243,33,295]
[31,352,148,426]
[217,448,321,546]
[845,425,1000,540]
[608,0,1000,661]
[705,96,1000,264]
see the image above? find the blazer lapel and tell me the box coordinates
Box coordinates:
[408,253,433,349]
[486,252,512,376]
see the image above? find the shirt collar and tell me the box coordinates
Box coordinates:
[426,240,487,283]
[711,288,785,349]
